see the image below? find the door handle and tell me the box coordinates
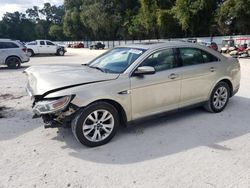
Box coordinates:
[168,73,178,79]
[210,67,216,72]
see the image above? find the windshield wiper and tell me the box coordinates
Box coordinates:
[83,64,112,73]
[89,66,105,72]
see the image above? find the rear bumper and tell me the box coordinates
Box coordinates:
[232,85,240,96]
[21,56,30,63]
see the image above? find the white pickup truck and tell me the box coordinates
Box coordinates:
[25,40,67,57]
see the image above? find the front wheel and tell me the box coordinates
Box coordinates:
[57,49,65,56]
[204,82,230,113]
[72,102,119,147]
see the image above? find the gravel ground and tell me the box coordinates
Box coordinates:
[0,49,249,188]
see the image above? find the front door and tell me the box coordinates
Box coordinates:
[130,48,181,120]
[45,41,57,53]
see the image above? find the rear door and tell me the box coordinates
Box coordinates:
[0,42,5,64]
[38,41,47,53]
[177,47,221,107]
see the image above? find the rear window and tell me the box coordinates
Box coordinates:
[27,41,37,45]
[179,48,219,66]
[46,41,55,45]
[201,50,219,63]
[0,42,19,49]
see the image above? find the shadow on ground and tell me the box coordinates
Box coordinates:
[31,54,75,57]
[0,65,30,71]
[54,96,250,164]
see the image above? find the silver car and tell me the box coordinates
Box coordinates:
[0,39,30,68]
[25,42,241,147]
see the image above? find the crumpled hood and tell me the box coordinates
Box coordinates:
[24,65,119,96]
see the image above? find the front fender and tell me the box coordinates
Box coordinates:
[44,77,132,121]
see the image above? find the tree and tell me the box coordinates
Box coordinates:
[217,0,250,35]
[134,0,159,38]
[49,25,64,40]
[157,9,183,38]
[0,12,36,41]
[26,6,40,21]
[63,0,85,39]
[173,0,218,36]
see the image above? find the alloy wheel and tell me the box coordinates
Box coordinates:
[213,86,228,110]
[82,109,114,142]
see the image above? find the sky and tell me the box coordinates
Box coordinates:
[0,0,63,19]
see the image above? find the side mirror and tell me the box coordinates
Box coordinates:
[134,66,155,75]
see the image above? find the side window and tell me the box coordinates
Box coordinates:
[2,42,19,49]
[40,41,45,45]
[201,50,219,63]
[179,48,203,66]
[0,42,4,49]
[140,49,176,72]
[46,41,55,45]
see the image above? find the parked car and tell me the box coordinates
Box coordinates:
[24,42,241,147]
[72,43,85,48]
[90,42,105,49]
[0,39,30,69]
[25,40,67,57]
[198,41,218,51]
[221,39,236,53]
[229,38,250,58]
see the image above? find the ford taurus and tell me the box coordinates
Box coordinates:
[25,42,241,147]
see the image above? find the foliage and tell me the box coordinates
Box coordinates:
[0,3,65,41]
[0,0,250,41]
[217,0,250,35]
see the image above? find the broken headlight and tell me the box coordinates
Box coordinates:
[33,95,72,115]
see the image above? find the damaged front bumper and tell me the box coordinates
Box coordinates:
[41,105,78,128]
[31,95,79,129]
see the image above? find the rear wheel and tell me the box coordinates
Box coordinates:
[6,57,21,69]
[204,82,230,113]
[72,102,119,147]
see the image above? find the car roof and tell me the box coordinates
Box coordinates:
[0,38,12,41]
[118,41,203,50]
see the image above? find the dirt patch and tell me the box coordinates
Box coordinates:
[0,94,24,101]
[0,106,12,118]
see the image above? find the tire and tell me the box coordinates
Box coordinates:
[57,49,65,56]
[72,102,119,147]
[204,82,230,113]
[6,57,21,69]
[27,49,34,57]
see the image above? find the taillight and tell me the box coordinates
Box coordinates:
[22,48,27,53]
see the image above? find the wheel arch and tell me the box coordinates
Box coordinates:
[27,48,34,54]
[87,99,128,127]
[219,79,233,97]
[27,48,34,52]
[209,78,233,98]
[5,55,21,64]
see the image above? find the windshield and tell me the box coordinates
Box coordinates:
[88,47,146,73]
